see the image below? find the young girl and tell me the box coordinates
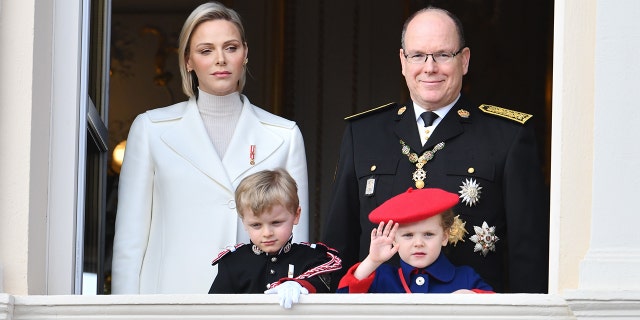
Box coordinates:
[337,188,493,294]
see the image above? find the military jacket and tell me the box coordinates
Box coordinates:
[209,242,341,294]
[323,96,549,293]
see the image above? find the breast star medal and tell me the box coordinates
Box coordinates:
[469,221,499,257]
[458,178,482,206]
[399,140,445,189]
[448,215,468,246]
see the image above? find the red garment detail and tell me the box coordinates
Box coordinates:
[337,262,376,293]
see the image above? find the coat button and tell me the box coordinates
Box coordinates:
[271,257,278,263]
[370,165,377,171]
[270,269,275,274]
[416,276,425,286]
[467,167,475,174]
[227,199,236,209]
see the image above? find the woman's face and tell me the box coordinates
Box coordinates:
[186,19,247,96]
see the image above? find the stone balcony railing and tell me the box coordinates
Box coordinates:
[1,291,640,319]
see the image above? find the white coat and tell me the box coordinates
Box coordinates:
[111,95,309,294]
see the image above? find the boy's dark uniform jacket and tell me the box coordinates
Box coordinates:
[323,95,549,293]
[209,242,341,294]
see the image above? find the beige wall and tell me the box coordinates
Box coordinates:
[550,0,596,293]
[1,0,82,295]
[0,0,35,295]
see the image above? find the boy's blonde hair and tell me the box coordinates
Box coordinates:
[235,169,299,218]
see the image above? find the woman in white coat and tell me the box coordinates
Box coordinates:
[111,1,309,294]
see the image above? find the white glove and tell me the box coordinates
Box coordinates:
[264,280,309,309]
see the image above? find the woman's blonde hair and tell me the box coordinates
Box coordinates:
[235,169,300,218]
[178,1,248,98]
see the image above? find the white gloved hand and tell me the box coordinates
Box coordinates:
[264,280,309,309]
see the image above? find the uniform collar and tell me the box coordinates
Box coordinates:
[250,234,294,256]
[411,94,460,127]
[399,252,455,283]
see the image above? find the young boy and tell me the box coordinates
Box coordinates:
[337,188,493,293]
[209,169,341,308]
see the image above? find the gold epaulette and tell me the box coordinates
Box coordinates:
[478,104,532,124]
[344,102,397,121]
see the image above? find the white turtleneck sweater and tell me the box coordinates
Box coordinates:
[196,89,243,158]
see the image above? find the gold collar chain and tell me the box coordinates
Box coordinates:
[399,140,445,189]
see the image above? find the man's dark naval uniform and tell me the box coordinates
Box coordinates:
[323,96,549,293]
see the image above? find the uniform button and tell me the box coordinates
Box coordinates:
[271,257,278,263]
[270,269,275,274]
[266,283,270,289]
[416,276,425,286]
[467,167,475,174]
[370,165,376,171]
[227,199,236,209]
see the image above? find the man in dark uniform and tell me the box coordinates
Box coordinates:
[322,6,548,293]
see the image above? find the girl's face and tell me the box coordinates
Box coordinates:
[394,215,448,268]
[186,19,247,96]
[241,204,300,254]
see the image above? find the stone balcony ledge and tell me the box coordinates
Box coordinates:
[2,291,638,319]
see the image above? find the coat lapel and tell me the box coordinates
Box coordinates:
[222,99,284,184]
[160,98,233,191]
[422,97,471,151]
[394,102,423,152]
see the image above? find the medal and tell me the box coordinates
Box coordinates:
[458,178,482,206]
[249,145,256,165]
[469,221,499,257]
[399,140,445,189]
[365,178,376,196]
[448,215,468,246]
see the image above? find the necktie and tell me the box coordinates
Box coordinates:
[420,111,438,127]
[420,111,438,145]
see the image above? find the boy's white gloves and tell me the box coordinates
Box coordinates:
[264,281,309,309]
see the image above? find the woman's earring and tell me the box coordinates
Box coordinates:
[244,58,248,65]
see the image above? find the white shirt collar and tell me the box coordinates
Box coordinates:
[412,93,461,127]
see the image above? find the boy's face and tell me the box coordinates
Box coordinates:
[394,215,448,269]
[241,204,301,254]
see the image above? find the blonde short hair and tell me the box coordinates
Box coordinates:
[178,1,248,98]
[235,169,299,218]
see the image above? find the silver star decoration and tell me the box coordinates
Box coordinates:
[469,221,499,257]
[459,178,482,206]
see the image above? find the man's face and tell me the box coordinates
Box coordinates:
[400,10,470,111]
